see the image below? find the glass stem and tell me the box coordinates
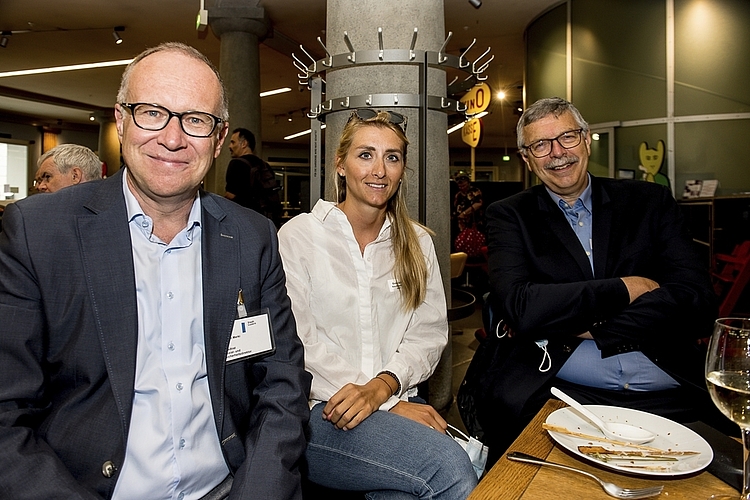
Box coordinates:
[743,427,750,499]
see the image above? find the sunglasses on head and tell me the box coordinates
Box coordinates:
[348,108,407,132]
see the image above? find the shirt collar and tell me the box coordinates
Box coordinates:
[122,167,202,240]
[545,173,593,213]
[312,199,392,238]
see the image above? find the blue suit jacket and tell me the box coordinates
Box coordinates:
[0,170,311,499]
[483,177,717,417]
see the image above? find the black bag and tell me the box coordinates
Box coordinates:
[457,295,515,440]
[253,160,282,220]
[457,325,510,440]
[239,157,282,226]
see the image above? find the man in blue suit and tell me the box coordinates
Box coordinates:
[479,97,718,465]
[0,42,311,499]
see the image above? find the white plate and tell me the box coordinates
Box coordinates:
[545,405,713,476]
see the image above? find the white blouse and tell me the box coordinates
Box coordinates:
[278,200,449,410]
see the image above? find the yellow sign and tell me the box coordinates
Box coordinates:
[460,82,491,115]
[462,118,482,148]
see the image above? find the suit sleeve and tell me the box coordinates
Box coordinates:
[229,218,312,500]
[486,186,716,355]
[588,188,717,355]
[486,198,629,338]
[0,203,102,499]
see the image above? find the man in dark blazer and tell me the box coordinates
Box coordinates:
[479,97,718,465]
[0,43,311,499]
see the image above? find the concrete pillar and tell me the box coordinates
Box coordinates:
[325,0,453,411]
[93,110,120,177]
[207,1,269,194]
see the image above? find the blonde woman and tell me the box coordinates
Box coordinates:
[278,109,477,499]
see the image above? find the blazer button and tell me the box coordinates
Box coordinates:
[102,461,117,478]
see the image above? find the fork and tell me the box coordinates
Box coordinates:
[506,451,664,499]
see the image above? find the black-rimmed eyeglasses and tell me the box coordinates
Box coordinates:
[522,129,584,158]
[119,102,224,138]
[348,108,408,132]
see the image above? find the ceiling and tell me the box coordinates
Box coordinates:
[0,0,560,150]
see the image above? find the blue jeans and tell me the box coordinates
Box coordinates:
[305,401,478,500]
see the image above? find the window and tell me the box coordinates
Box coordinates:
[0,141,29,201]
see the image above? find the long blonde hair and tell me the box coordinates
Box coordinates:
[335,110,431,311]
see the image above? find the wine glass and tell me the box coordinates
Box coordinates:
[706,317,750,500]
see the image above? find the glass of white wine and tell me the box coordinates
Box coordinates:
[706,317,750,500]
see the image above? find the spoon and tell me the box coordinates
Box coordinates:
[550,386,655,444]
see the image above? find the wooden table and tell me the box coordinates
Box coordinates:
[469,399,740,499]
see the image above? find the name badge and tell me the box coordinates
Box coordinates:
[227,309,275,363]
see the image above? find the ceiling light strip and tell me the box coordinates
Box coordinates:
[259,87,291,98]
[285,123,326,140]
[0,59,134,78]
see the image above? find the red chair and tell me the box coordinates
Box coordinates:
[712,241,750,317]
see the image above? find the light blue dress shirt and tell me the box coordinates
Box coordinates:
[547,176,679,391]
[112,172,229,500]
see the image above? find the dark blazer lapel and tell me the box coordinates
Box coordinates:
[535,188,594,280]
[77,170,139,432]
[200,193,240,433]
[591,177,613,279]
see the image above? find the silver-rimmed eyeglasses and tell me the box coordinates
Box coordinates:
[119,102,224,138]
[523,129,584,158]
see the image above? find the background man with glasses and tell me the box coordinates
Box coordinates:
[476,97,719,466]
[0,42,311,499]
[35,143,103,193]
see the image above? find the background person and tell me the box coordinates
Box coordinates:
[278,109,477,499]
[452,170,484,234]
[0,42,311,499]
[35,143,103,193]
[225,127,282,227]
[479,97,719,466]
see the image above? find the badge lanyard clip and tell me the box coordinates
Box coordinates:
[236,289,248,319]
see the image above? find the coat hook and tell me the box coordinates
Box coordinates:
[409,28,418,60]
[292,53,310,75]
[458,39,476,69]
[472,47,492,74]
[344,31,356,63]
[438,31,453,64]
[299,45,318,74]
[475,54,494,78]
[378,27,384,61]
[317,37,333,67]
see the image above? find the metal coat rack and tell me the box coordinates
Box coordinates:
[293,28,492,223]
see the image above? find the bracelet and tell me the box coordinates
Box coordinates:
[373,376,394,395]
[377,370,401,396]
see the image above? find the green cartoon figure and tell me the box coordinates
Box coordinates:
[638,140,669,186]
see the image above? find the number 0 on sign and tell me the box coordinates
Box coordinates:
[460,82,491,115]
